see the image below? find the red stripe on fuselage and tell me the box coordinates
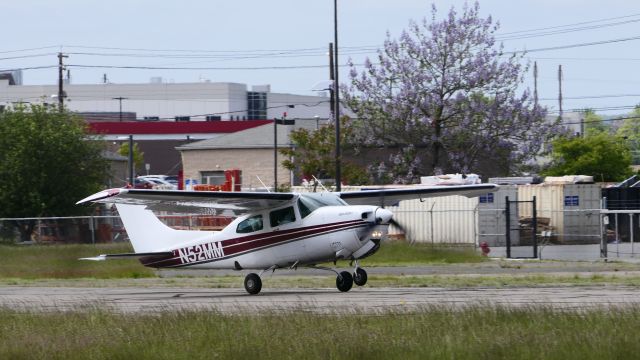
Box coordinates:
[140,219,369,268]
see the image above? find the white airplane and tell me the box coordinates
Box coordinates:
[77,184,497,294]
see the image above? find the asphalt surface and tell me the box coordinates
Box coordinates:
[1,285,640,314]
[2,250,640,314]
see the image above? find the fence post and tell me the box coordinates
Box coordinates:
[601,197,607,259]
[505,196,511,259]
[615,213,620,258]
[532,196,538,259]
[631,213,635,258]
[90,216,96,245]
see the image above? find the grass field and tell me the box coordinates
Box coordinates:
[0,243,154,279]
[1,306,639,360]
[0,242,484,280]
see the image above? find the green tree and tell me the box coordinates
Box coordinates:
[0,105,109,241]
[582,108,608,135]
[543,132,632,182]
[616,105,640,164]
[280,119,368,186]
[117,142,145,174]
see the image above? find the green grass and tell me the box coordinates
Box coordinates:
[1,306,639,359]
[361,240,487,266]
[0,242,485,280]
[0,243,155,279]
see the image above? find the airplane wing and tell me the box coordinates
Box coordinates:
[76,188,295,215]
[338,184,498,207]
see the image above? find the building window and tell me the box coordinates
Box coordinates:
[201,171,225,185]
[175,116,190,122]
[206,115,221,121]
[247,92,267,119]
[479,193,494,204]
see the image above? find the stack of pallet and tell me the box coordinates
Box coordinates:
[519,217,556,245]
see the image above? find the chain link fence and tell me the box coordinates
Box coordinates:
[0,214,233,245]
[2,205,638,261]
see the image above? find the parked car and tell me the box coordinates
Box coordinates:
[141,177,178,190]
[133,178,155,189]
[139,175,178,186]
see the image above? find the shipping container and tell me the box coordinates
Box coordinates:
[518,184,600,244]
[478,185,518,247]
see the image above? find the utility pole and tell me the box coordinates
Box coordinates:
[274,118,278,192]
[128,135,134,186]
[333,0,341,192]
[113,97,128,121]
[558,64,563,122]
[533,61,538,108]
[57,52,68,110]
[329,43,335,115]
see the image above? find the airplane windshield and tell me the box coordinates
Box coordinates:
[298,193,346,218]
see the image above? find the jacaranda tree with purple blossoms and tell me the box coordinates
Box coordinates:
[343,2,559,183]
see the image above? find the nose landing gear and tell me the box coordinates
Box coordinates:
[244,273,262,295]
[353,267,368,286]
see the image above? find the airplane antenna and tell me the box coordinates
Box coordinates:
[312,175,330,192]
[256,176,271,192]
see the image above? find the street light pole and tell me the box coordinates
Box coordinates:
[128,135,134,186]
[113,97,128,122]
[333,0,342,191]
[274,119,278,192]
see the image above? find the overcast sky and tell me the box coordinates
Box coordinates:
[2,0,639,115]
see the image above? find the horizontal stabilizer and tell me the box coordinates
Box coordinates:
[79,251,173,261]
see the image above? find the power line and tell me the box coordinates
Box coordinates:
[497,13,640,36]
[66,63,357,71]
[559,115,640,126]
[496,18,640,41]
[0,46,61,54]
[539,94,640,101]
[0,53,57,61]
[0,65,58,72]
[506,35,640,54]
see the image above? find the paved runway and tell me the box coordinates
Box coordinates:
[1,286,639,313]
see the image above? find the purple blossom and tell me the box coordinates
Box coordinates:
[343,1,559,182]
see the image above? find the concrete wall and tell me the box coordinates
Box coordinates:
[181,148,291,190]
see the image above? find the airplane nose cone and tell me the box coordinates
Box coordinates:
[375,207,393,224]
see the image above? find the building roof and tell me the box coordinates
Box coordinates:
[177,120,319,151]
[87,120,271,136]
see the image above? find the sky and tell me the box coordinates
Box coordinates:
[2,0,640,116]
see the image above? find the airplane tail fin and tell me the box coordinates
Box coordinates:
[115,204,209,253]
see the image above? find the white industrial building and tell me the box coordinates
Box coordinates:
[0,77,331,121]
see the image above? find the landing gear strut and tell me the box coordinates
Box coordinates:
[244,273,262,295]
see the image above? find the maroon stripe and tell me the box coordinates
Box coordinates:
[141,220,369,268]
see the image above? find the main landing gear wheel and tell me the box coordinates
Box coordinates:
[244,273,262,295]
[336,271,353,292]
[353,268,368,286]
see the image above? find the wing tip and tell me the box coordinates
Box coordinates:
[76,188,126,205]
[79,254,107,261]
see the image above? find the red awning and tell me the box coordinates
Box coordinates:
[87,120,271,135]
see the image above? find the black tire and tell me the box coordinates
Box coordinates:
[336,271,353,292]
[244,273,262,295]
[353,268,368,286]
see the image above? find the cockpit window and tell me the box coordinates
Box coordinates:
[298,198,313,219]
[236,215,263,234]
[270,206,296,227]
[299,193,346,210]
